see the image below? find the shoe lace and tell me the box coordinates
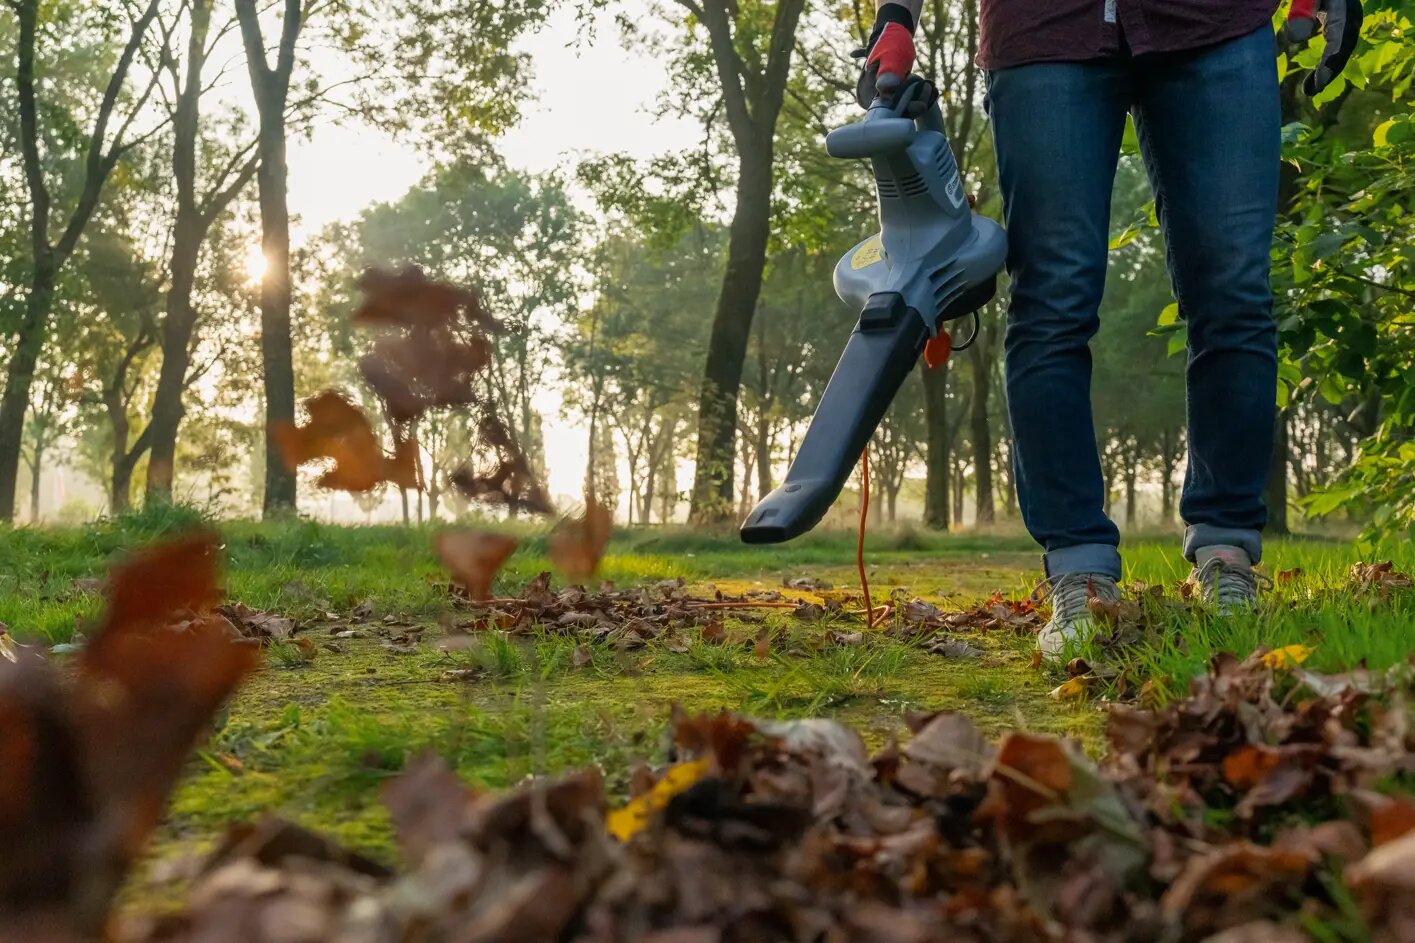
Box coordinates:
[1032,572,1116,624]
[1194,556,1272,602]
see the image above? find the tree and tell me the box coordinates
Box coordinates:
[0,0,162,522]
[234,0,302,517]
[342,163,582,492]
[563,230,715,524]
[678,0,810,521]
[144,0,259,502]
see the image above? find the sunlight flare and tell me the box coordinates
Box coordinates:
[244,244,269,285]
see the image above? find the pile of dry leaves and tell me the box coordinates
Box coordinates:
[110,654,1414,943]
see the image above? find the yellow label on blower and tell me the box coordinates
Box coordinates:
[850,235,884,270]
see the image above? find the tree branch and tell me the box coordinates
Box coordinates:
[54,0,164,261]
[688,0,755,145]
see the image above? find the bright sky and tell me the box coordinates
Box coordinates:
[283,7,700,510]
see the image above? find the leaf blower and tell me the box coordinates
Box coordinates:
[740,76,1007,544]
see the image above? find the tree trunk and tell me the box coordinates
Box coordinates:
[255,111,296,516]
[951,456,965,524]
[1,0,159,521]
[920,364,950,529]
[28,439,43,522]
[755,418,772,504]
[400,487,410,525]
[1124,445,1138,528]
[237,0,301,518]
[999,433,1018,518]
[689,147,774,522]
[107,388,133,514]
[968,341,994,526]
[1265,409,1290,535]
[148,0,252,500]
[0,272,54,521]
[145,230,201,499]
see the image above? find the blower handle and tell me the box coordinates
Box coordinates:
[826,75,943,159]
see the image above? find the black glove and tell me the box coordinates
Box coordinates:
[1285,0,1364,96]
[853,3,916,108]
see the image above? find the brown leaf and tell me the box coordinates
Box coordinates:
[435,530,519,601]
[572,644,593,668]
[0,533,256,932]
[1348,830,1415,891]
[1275,567,1303,585]
[752,626,771,659]
[353,266,487,331]
[1222,744,1319,815]
[383,752,476,866]
[548,503,613,582]
[451,458,552,515]
[985,733,1073,841]
[272,391,419,493]
[1362,791,1415,847]
[359,329,490,423]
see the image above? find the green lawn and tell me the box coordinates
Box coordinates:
[2,508,1412,908]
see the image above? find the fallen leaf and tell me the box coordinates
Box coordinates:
[1260,645,1313,669]
[927,639,984,659]
[435,530,519,601]
[1050,676,1090,700]
[605,758,710,841]
[1348,830,1415,891]
[571,644,593,668]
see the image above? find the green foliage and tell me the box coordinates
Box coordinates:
[1277,6,1415,537]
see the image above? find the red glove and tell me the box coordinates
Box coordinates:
[855,3,916,108]
[1285,0,1363,95]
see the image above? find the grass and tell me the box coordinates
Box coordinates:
[3,508,1412,905]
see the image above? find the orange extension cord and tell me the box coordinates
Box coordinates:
[857,447,889,629]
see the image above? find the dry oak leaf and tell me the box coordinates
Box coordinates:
[272,391,420,493]
[548,502,613,582]
[436,530,519,601]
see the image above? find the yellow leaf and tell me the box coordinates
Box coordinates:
[1261,644,1314,669]
[1049,677,1090,700]
[605,757,709,841]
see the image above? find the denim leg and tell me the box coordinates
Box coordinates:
[987,62,1131,581]
[1131,27,1281,564]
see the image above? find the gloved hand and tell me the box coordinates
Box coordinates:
[854,3,916,108]
[1285,0,1363,96]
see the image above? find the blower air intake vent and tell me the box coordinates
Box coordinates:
[900,172,928,197]
[875,175,900,199]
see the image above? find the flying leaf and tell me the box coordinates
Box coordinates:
[549,502,613,582]
[359,330,490,423]
[353,266,489,331]
[435,530,519,601]
[272,391,420,493]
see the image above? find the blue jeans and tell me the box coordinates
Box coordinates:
[986,25,1281,580]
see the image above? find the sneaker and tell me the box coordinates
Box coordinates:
[1035,571,1122,663]
[1190,545,1269,613]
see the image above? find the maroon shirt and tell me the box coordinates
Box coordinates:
[978,0,1279,69]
